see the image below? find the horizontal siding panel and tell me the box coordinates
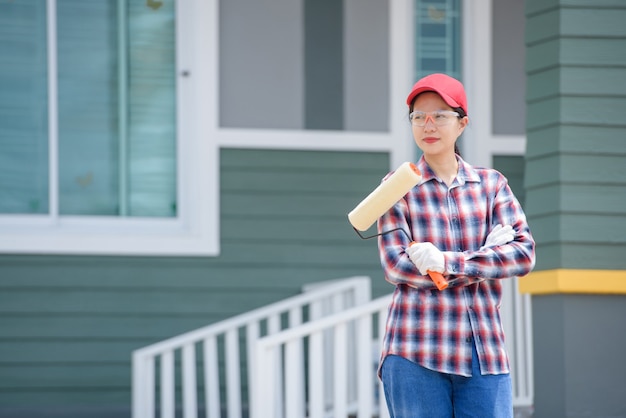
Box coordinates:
[221,169,383,194]
[528,214,560,246]
[526,7,626,45]
[526,96,561,130]
[525,9,560,45]
[213,242,383,267]
[526,38,626,73]
[0,364,129,389]
[222,192,369,218]
[0,315,220,339]
[533,242,626,270]
[0,341,144,363]
[528,97,626,131]
[220,148,388,171]
[529,213,626,244]
[525,154,626,188]
[0,265,380,290]
[525,125,561,158]
[559,38,626,66]
[561,97,626,126]
[560,214,626,244]
[561,8,626,37]
[525,67,560,101]
[0,391,129,409]
[524,185,560,217]
[526,67,626,102]
[560,67,626,96]
[221,217,361,242]
[525,39,560,73]
[561,243,626,269]
[527,0,626,16]
[526,125,626,158]
[525,184,626,217]
[0,288,295,314]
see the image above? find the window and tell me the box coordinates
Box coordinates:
[413,0,463,157]
[0,0,218,256]
[413,0,462,82]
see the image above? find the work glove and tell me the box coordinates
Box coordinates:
[483,224,514,248]
[406,242,445,276]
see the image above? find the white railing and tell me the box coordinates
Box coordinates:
[133,276,534,418]
[501,277,534,407]
[251,279,534,418]
[132,276,372,418]
[251,294,393,418]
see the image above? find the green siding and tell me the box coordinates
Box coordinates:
[526,7,626,45]
[524,125,625,157]
[526,0,626,15]
[0,149,389,415]
[525,2,626,415]
[525,0,626,272]
[493,155,526,206]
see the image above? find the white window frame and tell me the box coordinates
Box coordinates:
[0,0,219,256]
[214,0,415,169]
[461,0,526,168]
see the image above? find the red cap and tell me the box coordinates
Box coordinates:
[406,73,468,115]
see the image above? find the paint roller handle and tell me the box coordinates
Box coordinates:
[408,241,448,290]
[427,270,448,291]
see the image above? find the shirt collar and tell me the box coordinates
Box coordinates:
[416,155,482,186]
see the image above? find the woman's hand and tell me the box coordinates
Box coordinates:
[483,224,514,248]
[406,242,445,275]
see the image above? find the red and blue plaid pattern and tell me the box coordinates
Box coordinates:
[378,156,535,377]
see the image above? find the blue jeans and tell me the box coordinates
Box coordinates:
[380,343,513,418]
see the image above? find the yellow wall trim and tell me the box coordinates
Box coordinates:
[518,269,626,295]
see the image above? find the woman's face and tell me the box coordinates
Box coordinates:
[411,92,468,157]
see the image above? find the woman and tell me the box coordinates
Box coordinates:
[378,73,536,417]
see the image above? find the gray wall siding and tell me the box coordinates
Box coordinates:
[0,149,389,416]
[524,0,626,272]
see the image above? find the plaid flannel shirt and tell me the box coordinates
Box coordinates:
[378,155,535,377]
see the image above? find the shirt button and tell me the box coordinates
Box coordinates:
[466,337,472,343]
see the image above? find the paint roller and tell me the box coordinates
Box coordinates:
[347,162,448,290]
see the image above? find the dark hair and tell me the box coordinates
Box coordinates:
[452,107,464,156]
[452,106,466,118]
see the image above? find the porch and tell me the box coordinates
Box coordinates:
[132,276,533,418]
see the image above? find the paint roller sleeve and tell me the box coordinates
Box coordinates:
[347,162,422,231]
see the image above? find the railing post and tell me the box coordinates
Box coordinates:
[378,305,390,418]
[307,330,324,418]
[333,322,348,417]
[182,343,198,418]
[353,276,372,306]
[246,322,260,416]
[357,315,374,417]
[132,350,155,418]
[225,328,242,418]
[160,351,175,418]
[252,341,277,418]
[203,336,221,418]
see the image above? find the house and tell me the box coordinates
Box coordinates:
[0,0,624,417]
